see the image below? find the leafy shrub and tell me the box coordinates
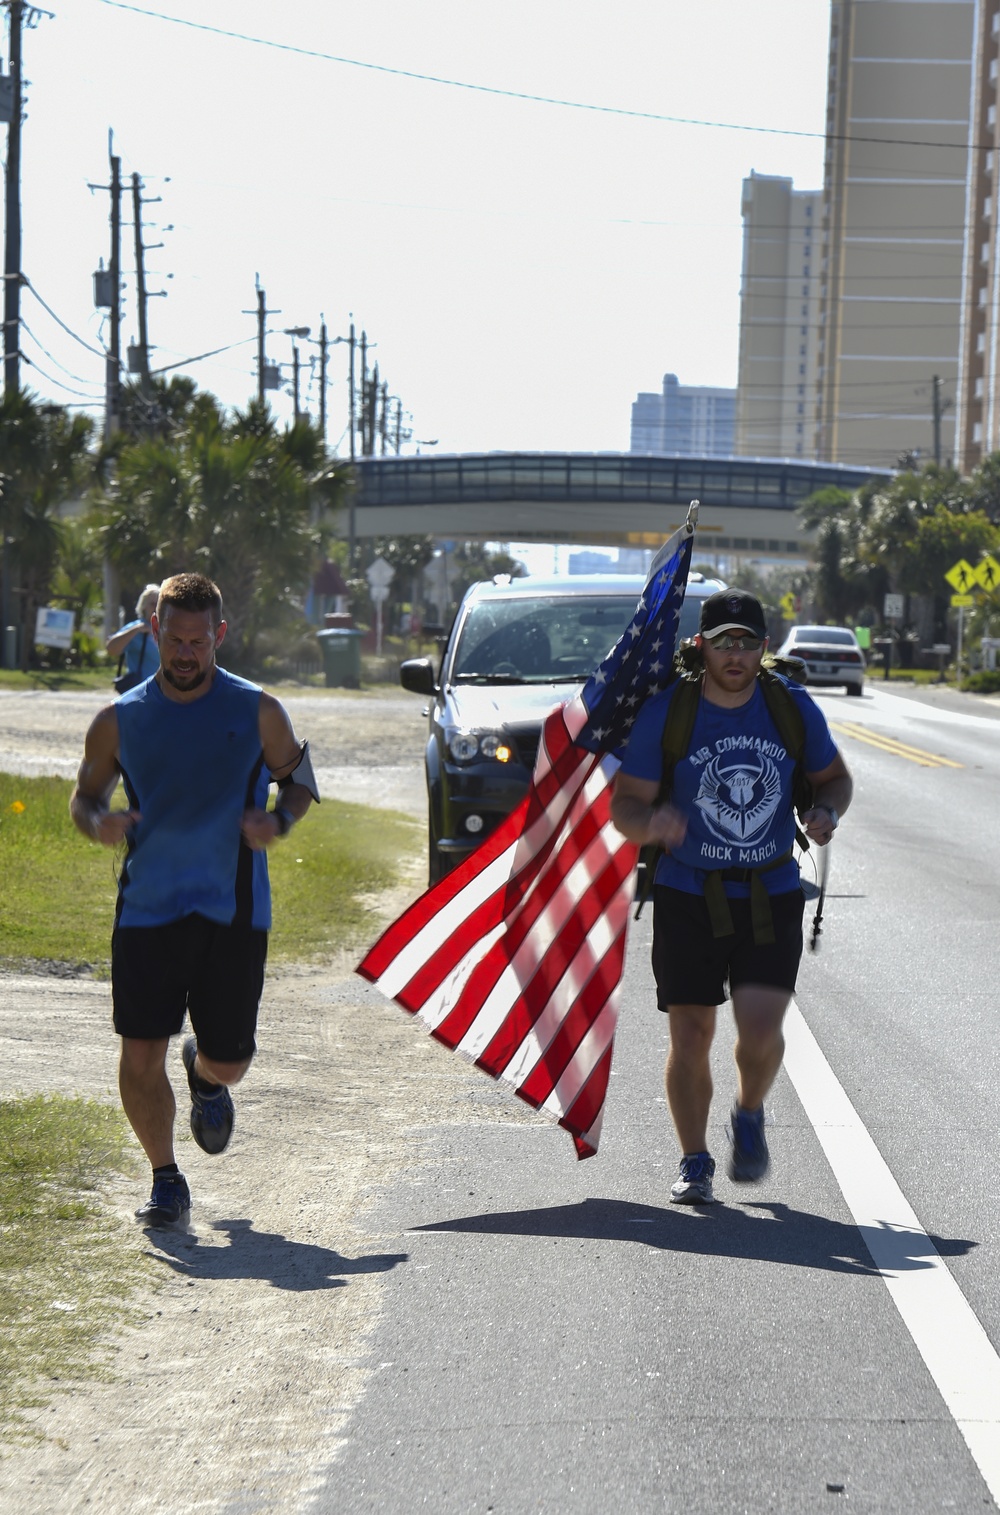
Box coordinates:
[961,669,1000,694]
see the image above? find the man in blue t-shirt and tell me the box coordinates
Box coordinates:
[71,573,319,1229]
[611,589,853,1205]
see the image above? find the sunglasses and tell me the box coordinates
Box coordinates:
[704,632,763,652]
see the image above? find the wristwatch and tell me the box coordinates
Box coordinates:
[820,806,839,831]
[272,806,295,837]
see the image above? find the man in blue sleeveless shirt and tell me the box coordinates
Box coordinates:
[71,573,319,1227]
[610,589,853,1205]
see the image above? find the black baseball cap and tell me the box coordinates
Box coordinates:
[699,589,768,641]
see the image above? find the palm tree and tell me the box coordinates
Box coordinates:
[91,396,350,671]
[0,389,95,668]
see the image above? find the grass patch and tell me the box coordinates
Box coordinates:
[0,1093,147,1434]
[267,799,419,962]
[0,667,117,693]
[864,667,950,687]
[0,772,420,972]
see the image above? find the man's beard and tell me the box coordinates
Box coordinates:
[162,663,209,692]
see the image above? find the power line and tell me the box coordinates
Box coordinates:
[19,350,104,400]
[19,319,101,388]
[150,334,257,375]
[93,1,994,154]
[23,279,106,357]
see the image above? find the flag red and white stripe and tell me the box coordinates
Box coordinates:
[357,694,638,1157]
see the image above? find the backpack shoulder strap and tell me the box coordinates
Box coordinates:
[757,669,815,830]
[657,677,701,803]
[757,668,805,758]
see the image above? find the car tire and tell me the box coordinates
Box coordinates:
[845,682,863,697]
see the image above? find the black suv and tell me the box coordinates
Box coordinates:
[401,572,724,883]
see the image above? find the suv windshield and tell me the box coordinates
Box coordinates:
[449,595,639,683]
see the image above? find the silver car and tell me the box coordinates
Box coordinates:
[775,624,866,697]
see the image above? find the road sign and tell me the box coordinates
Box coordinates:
[944,558,977,593]
[779,591,796,619]
[366,555,395,590]
[884,593,904,619]
[950,593,975,608]
[974,553,1000,592]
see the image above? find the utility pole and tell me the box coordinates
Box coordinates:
[107,146,122,439]
[318,318,327,442]
[379,379,389,455]
[292,341,300,422]
[256,280,266,403]
[368,361,379,457]
[358,331,369,455]
[932,374,943,467]
[348,318,356,462]
[2,0,22,393]
[131,171,152,399]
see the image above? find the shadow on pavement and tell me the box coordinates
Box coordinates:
[414,1197,976,1277]
[146,1217,408,1291]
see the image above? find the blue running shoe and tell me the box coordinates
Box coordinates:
[182,1036,235,1155]
[670,1152,716,1205]
[727,1102,770,1182]
[135,1172,191,1226]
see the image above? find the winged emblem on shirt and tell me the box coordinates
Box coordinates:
[694,751,782,844]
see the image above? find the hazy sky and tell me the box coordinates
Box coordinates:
[16,0,830,454]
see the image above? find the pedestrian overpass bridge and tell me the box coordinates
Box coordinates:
[349,452,891,561]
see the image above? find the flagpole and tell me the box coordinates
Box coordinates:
[808,842,830,952]
[646,500,699,583]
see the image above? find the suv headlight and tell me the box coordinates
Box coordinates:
[446,728,513,763]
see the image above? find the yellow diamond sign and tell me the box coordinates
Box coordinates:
[974,554,1000,592]
[944,559,977,593]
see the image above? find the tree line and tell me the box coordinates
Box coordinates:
[3,376,999,676]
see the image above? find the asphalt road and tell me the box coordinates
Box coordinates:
[315,682,1000,1514]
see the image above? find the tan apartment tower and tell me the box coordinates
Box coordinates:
[956,3,1000,471]
[735,173,823,460]
[818,0,975,469]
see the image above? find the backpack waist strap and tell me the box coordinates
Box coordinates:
[702,848,794,947]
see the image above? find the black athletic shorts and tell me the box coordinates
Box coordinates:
[112,913,267,1062]
[651,885,805,1010]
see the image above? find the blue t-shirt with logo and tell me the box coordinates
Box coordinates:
[619,675,838,897]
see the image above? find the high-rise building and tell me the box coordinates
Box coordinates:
[956,3,1000,471]
[817,0,976,469]
[735,173,823,459]
[629,373,736,455]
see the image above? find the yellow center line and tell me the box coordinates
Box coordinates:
[829,720,964,769]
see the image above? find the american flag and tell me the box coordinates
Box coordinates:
[357,507,698,1158]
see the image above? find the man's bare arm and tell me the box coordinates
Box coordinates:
[240,693,315,849]
[801,751,854,846]
[610,771,688,851]
[69,705,141,846]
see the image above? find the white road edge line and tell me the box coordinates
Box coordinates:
[783,1001,1000,1507]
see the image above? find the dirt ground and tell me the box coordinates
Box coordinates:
[0,684,516,1512]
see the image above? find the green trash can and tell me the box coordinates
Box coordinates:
[316,628,363,688]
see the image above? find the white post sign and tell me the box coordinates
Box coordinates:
[884,593,904,621]
[34,606,75,650]
[366,556,395,656]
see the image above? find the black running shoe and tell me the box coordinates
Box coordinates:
[727,1102,770,1182]
[670,1151,716,1205]
[135,1171,191,1226]
[182,1036,235,1154]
